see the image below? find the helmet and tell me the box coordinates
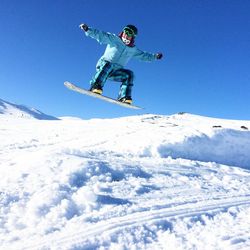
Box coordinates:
[123,24,138,36]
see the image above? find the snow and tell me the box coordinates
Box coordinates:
[0,99,59,120]
[0,102,250,249]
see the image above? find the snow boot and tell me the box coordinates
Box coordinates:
[118,96,132,105]
[90,85,103,95]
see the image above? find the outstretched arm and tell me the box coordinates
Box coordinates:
[79,23,116,45]
[133,48,163,62]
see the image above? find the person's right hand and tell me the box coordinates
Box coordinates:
[79,23,89,32]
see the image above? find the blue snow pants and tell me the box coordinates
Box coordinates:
[90,60,134,99]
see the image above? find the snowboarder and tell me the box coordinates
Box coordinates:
[79,23,163,104]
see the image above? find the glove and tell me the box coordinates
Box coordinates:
[79,23,89,32]
[156,53,163,60]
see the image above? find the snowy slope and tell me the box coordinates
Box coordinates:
[0,112,250,250]
[0,98,59,120]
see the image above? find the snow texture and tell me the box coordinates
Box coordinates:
[0,101,250,250]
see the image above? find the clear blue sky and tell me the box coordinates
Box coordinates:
[1,0,250,120]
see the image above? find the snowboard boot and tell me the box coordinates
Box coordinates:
[90,85,103,95]
[118,96,133,105]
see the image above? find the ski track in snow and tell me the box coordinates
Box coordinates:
[0,113,250,249]
[24,193,250,250]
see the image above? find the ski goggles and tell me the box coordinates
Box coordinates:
[123,27,136,37]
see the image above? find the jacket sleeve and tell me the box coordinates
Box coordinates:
[85,27,116,45]
[133,48,157,62]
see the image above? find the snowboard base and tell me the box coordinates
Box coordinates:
[64,81,142,110]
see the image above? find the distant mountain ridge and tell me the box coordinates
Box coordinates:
[0,98,59,120]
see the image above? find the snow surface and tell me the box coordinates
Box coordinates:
[0,99,59,120]
[0,104,250,249]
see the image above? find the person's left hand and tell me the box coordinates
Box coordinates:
[156,53,163,59]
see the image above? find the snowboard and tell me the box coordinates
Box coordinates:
[64,81,142,110]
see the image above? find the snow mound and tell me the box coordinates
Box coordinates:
[88,113,250,169]
[154,114,250,169]
[0,98,59,120]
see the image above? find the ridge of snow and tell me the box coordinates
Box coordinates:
[0,98,59,120]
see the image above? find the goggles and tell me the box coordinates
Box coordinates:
[123,27,136,37]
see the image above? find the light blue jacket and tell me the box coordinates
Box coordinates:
[85,27,157,68]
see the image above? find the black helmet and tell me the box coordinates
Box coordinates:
[123,24,138,36]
